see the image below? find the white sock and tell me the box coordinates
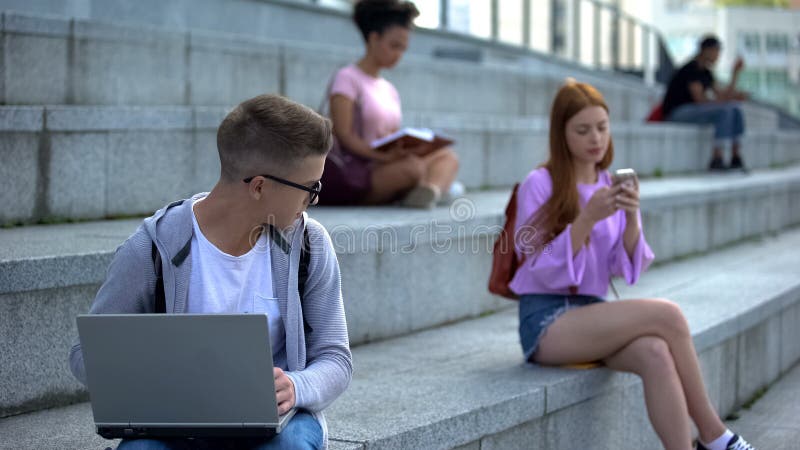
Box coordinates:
[702,429,734,450]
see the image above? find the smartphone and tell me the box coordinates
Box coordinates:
[613,168,637,188]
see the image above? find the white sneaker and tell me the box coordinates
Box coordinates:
[438,180,466,206]
[401,185,440,209]
[697,434,756,450]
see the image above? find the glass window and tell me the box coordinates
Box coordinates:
[315,0,351,11]
[498,0,524,45]
[765,33,789,54]
[413,0,441,29]
[736,70,759,92]
[551,0,567,56]
[738,32,761,53]
[665,0,688,11]
[765,70,788,85]
[448,0,492,39]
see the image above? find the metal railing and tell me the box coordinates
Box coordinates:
[299,0,675,85]
[292,0,799,120]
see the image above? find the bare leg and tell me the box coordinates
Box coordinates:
[362,155,425,205]
[604,336,692,450]
[421,147,459,193]
[534,298,726,445]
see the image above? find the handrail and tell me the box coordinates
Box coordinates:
[297,0,676,86]
[293,0,798,120]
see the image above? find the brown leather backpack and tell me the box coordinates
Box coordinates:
[488,184,521,300]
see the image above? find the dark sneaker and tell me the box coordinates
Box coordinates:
[708,156,727,171]
[696,434,756,450]
[729,155,747,172]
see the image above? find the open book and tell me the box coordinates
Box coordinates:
[371,128,454,156]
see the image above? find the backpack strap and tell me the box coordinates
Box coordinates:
[299,228,310,299]
[151,227,313,326]
[299,228,313,335]
[151,241,166,314]
[150,199,185,314]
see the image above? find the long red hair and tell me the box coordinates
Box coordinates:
[533,81,614,246]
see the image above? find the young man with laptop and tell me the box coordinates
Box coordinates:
[69,94,352,450]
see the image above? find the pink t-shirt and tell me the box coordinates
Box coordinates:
[330,64,402,143]
[509,167,655,298]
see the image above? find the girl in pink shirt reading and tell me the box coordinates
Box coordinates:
[513,81,754,450]
[318,0,459,208]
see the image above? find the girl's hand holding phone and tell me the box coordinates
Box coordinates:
[613,168,640,216]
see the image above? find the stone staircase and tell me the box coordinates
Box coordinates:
[1,3,799,449]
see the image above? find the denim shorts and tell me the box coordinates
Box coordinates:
[518,294,604,362]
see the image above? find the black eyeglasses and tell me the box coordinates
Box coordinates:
[243,174,322,205]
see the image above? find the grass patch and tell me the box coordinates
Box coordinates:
[2,214,148,229]
[724,411,741,421]
[741,386,769,410]
[769,161,790,169]
[725,383,773,422]
[478,309,498,318]
[104,213,150,222]
[36,216,80,225]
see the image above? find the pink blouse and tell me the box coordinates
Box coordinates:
[330,64,402,143]
[509,167,655,298]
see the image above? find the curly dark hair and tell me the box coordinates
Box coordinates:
[353,0,420,42]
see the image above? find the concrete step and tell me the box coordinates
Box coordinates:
[2,103,799,224]
[3,226,800,449]
[0,0,784,129]
[413,112,799,195]
[0,7,786,132]
[0,0,532,65]
[723,362,800,449]
[0,10,657,120]
[2,165,800,417]
[0,401,357,450]
[327,226,800,449]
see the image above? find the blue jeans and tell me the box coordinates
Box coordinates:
[115,412,323,450]
[667,102,745,142]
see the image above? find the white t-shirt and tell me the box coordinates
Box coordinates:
[187,200,285,357]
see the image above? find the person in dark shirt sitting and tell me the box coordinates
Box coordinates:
[663,35,749,171]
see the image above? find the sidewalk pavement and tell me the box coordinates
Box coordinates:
[725,362,800,449]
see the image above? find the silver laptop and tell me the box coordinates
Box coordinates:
[77,314,296,439]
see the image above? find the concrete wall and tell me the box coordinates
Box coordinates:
[465,309,800,450]
[4,103,800,225]
[0,0,663,79]
[320,226,800,448]
[3,171,800,416]
[0,11,665,122]
[0,106,223,224]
